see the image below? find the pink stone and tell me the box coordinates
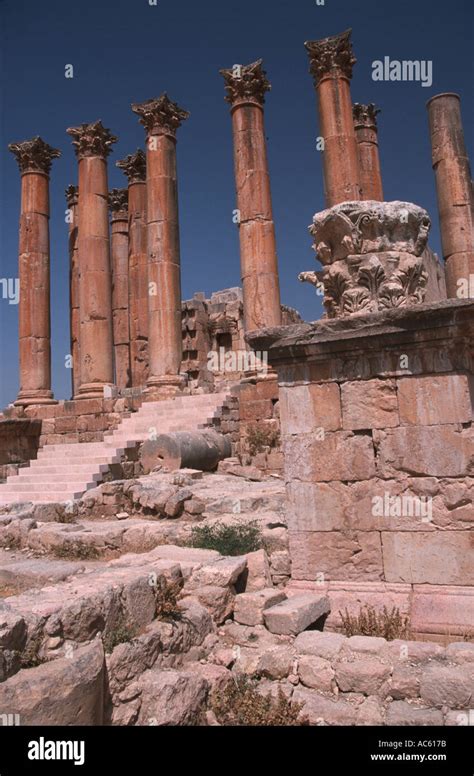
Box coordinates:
[341,379,399,430]
[398,374,473,426]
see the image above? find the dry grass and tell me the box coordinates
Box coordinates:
[245,424,280,456]
[154,579,183,621]
[211,675,307,727]
[339,605,410,641]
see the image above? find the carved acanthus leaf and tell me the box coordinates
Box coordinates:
[305,29,356,86]
[67,121,117,159]
[131,94,190,137]
[9,136,61,174]
[220,59,271,106]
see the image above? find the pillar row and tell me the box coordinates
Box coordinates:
[305,29,361,207]
[66,121,117,399]
[220,59,282,333]
[9,137,60,406]
[117,149,149,388]
[132,95,189,394]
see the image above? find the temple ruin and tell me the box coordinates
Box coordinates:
[0,29,473,728]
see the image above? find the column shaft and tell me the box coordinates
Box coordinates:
[132,95,189,393]
[305,30,361,207]
[66,186,80,398]
[128,180,149,386]
[353,103,384,201]
[67,121,117,399]
[9,137,60,406]
[427,93,474,298]
[110,190,131,388]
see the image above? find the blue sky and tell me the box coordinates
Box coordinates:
[0,0,472,406]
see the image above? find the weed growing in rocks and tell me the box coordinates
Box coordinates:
[20,632,45,669]
[53,542,101,561]
[154,579,183,622]
[103,619,136,654]
[245,424,280,456]
[211,675,306,726]
[339,605,410,640]
[189,521,262,556]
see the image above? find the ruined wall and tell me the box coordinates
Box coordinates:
[249,300,474,639]
[0,419,42,481]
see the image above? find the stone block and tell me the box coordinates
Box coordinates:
[375,425,474,478]
[382,532,474,585]
[289,531,383,582]
[234,588,287,626]
[298,655,335,692]
[263,593,330,635]
[244,549,273,591]
[292,686,357,725]
[137,669,208,726]
[283,431,376,483]
[294,631,347,660]
[341,379,399,430]
[398,374,473,426]
[240,399,274,422]
[335,658,391,695]
[279,383,342,435]
[385,700,443,726]
[420,664,474,708]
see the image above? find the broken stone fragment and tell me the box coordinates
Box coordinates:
[137,669,208,726]
[263,593,331,636]
[234,588,287,627]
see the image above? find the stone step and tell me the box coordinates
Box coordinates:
[11,473,103,484]
[0,481,96,493]
[27,463,110,474]
[0,492,84,503]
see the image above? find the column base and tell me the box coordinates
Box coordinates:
[144,374,187,400]
[14,390,57,407]
[74,383,116,400]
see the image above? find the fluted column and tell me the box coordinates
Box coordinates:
[66,184,80,398]
[427,93,474,298]
[117,150,149,387]
[132,95,189,394]
[353,103,384,201]
[109,189,131,389]
[8,137,60,406]
[66,121,117,399]
[305,29,361,206]
[220,60,282,333]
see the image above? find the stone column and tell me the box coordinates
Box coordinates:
[427,93,474,298]
[132,95,189,394]
[305,29,361,207]
[353,103,384,201]
[66,184,80,398]
[8,137,60,406]
[109,188,131,389]
[117,149,149,387]
[220,59,282,333]
[66,121,117,399]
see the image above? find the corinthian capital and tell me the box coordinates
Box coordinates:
[66,120,118,159]
[131,94,190,138]
[220,59,271,106]
[116,149,146,183]
[8,136,61,175]
[305,29,356,85]
[108,188,129,214]
[65,184,78,207]
[353,103,381,129]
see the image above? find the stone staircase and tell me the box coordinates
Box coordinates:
[0,393,229,505]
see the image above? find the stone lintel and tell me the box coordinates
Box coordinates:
[131,94,190,138]
[304,28,356,86]
[247,299,474,371]
[116,149,146,183]
[220,59,271,107]
[8,136,61,175]
[66,120,118,159]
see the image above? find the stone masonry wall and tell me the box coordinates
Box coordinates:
[249,300,474,640]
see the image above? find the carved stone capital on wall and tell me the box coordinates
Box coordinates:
[116,149,146,184]
[300,201,432,318]
[65,184,78,208]
[131,94,190,138]
[305,29,356,86]
[220,59,271,106]
[66,121,118,159]
[8,136,61,175]
[353,103,380,130]
[108,188,129,215]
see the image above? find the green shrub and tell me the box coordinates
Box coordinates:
[245,424,280,456]
[339,605,410,641]
[211,675,306,726]
[103,619,136,654]
[53,542,100,561]
[189,521,262,556]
